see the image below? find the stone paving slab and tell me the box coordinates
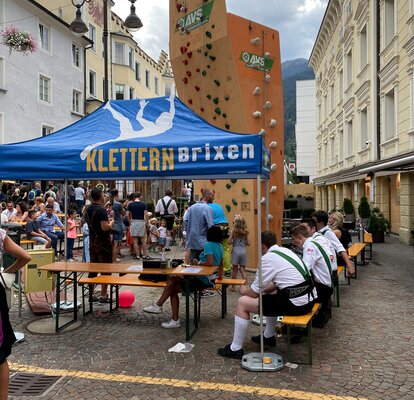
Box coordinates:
[7,236,414,399]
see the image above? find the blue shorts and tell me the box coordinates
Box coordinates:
[112,230,123,242]
[32,236,49,245]
[158,237,166,246]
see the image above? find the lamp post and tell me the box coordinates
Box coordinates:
[70,0,143,102]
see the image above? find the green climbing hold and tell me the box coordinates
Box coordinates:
[202,70,207,76]
[232,199,238,206]
[225,124,230,129]
[214,107,221,115]
[225,183,231,189]
[214,80,220,86]
[204,51,208,57]
[225,204,231,212]
[209,55,216,61]
[231,179,237,184]
[206,43,212,49]
[222,113,227,118]
[242,187,249,195]
[206,94,211,99]
[213,97,219,104]
[206,31,212,38]
[224,95,230,101]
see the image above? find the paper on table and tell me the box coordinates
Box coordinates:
[181,267,202,273]
[168,342,194,353]
[127,265,143,271]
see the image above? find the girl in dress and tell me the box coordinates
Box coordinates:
[229,215,249,291]
[0,228,31,399]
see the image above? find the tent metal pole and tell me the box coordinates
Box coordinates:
[63,179,68,304]
[265,178,269,230]
[257,175,264,355]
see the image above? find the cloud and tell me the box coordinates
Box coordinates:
[112,0,327,62]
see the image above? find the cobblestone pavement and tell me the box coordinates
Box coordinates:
[7,236,414,399]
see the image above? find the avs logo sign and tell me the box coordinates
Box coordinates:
[175,0,214,34]
[240,51,275,72]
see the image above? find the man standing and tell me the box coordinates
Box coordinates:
[36,204,64,256]
[75,181,86,215]
[84,187,114,303]
[155,189,178,250]
[127,192,149,260]
[217,231,315,359]
[183,188,214,262]
[291,225,334,327]
[208,195,231,276]
[311,210,355,277]
[110,189,124,262]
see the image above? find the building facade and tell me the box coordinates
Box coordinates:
[295,79,316,183]
[0,0,90,143]
[309,0,414,244]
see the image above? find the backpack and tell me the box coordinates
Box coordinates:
[28,189,36,202]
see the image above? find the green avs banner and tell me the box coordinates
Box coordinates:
[175,0,214,34]
[240,51,275,72]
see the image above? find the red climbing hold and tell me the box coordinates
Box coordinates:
[183,59,188,65]
[195,86,200,91]
[186,71,192,77]
[188,99,193,104]
[187,51,192,58]
[196,68,200,72]
[183,77,188,84]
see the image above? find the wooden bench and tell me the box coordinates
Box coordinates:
[363,232,373,260]
[281,303,321,365]
[208,278,246,318]
[20,239,36,249]
[78,275,167,314]
[347,242,367,281]
[333,266,344,307]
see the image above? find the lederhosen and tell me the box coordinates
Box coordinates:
[161,198,175,231]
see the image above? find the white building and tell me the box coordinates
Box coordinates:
[0,0,90,144]
[295,79,316,183]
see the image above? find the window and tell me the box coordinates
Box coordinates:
[72,43,81,68]
[384,89,395,140]
[89,70,96,96]
[165,82,172,97]
[89,24,96,51]
[42,125,54,136]
[115,84,125,100]
[128,47,134,68]
[360,107,368,148]
[339,69,343,101]
[72,89,81,113]
[346,49,352,87]
[115,181,125,197]
[360,25,367,69]
[330,84,334,112]
[154,76,159,95]
[126,180,135,194]
[384,0,395,47]
[339,130,344,160]
[39,75,51,103]
[330,138,335,164]
[347,120,353,156]
[145,70,150,89]
[39,23,50,52]
[129,87,135,99]
[135,62,141,81]
[115,42,124,64]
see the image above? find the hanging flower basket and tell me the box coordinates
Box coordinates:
[1,26,37,55]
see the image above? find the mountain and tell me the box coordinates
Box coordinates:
[282,58,315,162]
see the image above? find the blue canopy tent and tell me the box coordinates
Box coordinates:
[0,95,269,181]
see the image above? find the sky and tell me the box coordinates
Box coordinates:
[112,0,328,63]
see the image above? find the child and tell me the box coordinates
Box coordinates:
[148,218,159,253]
[229,215,249,291]
[157,218,168,253]
[66,209,79,262]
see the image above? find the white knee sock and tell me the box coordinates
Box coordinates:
[264,317,277,338]
[230,316,250,351]
[165,236,171,248]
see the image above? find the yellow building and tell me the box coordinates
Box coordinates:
[38,0,174,114]
[309,0,414,244]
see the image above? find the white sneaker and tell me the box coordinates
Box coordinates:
[162,319,181,329]
[143,304,163,314]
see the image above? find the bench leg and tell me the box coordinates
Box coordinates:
[307,322,312,365]
[221,285,227,319]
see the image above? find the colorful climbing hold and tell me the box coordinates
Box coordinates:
[224,95,230,101]
[195,86,200,91]
[183,77,188,84]
[214,80,220,86]
[226,184,232,189]
[186,71,192,77]
[225,124,230,129]
[206,94,211,99]
[231,179,237,184]
[206,43,212,49]
[213,97,219,104]
[214,107,221,115]
[202,70,207,76]
[232,199,238,206]
[183,59,188,65]
[204,51,208,57]
[225,205,231,212]
[206,31,212,38]
[242,187,249,195]
[187,51,192,58]
[188,99,193,104]
[200,107,204,112]
[210,179,216,185]
[222,113,227,118]
[209,55,216,61]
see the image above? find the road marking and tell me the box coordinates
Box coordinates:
[9,362,367,400]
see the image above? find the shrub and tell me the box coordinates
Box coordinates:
[343,198,354,215]
[290,208,302,219]
[368,208,390,233]
[284,199,298,209]
[288,194,294,198]
[302,208,315,218]
[305,196,313,201]
[296,194,302,198]
[358,196,371,219]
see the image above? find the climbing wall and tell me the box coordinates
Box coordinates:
[169,0,284,268]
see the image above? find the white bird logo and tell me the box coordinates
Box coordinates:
[80,93,176,160]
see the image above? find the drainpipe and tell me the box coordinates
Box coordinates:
[376,1,381,161]
[83,44,93,114]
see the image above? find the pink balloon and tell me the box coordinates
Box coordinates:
[119,290,135,308]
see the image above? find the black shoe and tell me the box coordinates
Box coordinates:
[251,334,276,347]
[133,255,140,260]
[217,344,244,359]
[165,248,171,252]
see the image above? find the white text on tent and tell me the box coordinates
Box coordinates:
[177,143,255,162]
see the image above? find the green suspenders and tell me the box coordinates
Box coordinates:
[271,250,311,279]
[311,240,332,275]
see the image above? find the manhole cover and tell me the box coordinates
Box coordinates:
[9,373,60,396]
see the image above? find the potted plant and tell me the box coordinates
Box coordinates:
[1,26,37,55]
[342,198,355,221]
[358,196,371,228]
[367,207,390,243]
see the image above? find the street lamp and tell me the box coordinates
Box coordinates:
[69,0,143,101]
